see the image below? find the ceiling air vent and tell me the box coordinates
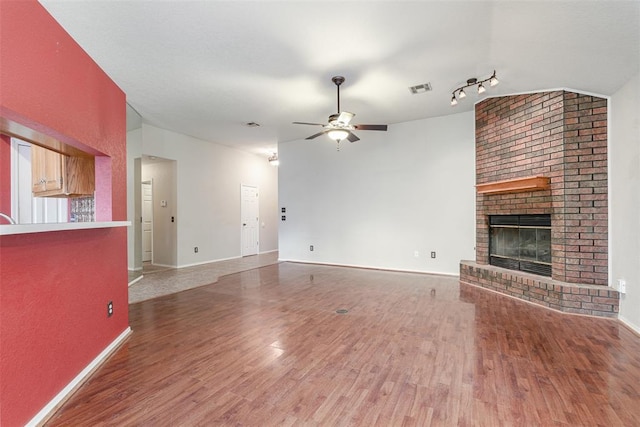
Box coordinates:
[408,83,432,94]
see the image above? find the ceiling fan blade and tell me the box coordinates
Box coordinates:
[293,121,325,126]
[336,111,355,125]
[306,130,329,140]
[347,132,360,143]
[353,124,388,131]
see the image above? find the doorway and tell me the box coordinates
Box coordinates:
[142,180,153,262]
[138,156,177,268]
[241,184,259,256]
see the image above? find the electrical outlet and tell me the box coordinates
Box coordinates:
[194,246,198,253]
[431,251,436,258]
[107,301,113,317]
[310,245,314,251]
[617,279,627,294]
[414,250,419,258]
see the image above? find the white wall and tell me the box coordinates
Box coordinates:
[126,128,142,271]
[139,124,278,267]
[278,111,476,275]
[610,72,640,333]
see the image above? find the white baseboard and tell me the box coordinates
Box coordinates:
[151,262,178,268]
[619,315,640,336]
[128,275,144,287]
[177,255,241,269]
[278,258,459,278]
[26,327,132,427]
[259,249,279,255]
[178,251,278,269]
[156,251,279,270]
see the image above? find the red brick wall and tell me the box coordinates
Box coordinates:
[475,91,608,285]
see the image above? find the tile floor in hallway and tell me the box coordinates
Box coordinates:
[128,252,280,303]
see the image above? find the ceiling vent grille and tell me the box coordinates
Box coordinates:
[409,83,432,94]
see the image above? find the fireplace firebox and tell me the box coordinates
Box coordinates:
[489,214,551,277]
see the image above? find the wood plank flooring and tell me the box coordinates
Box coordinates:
[47,263,640,426]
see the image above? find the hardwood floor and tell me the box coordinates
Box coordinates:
[47,263,640,426]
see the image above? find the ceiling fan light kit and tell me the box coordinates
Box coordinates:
[328,129,349,141]
[451,70,499,106]
[293,76,388,148]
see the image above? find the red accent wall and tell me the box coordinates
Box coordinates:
[0,1,128,426]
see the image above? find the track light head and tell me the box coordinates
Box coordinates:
[268,153,279,166]
[449,70,499,106]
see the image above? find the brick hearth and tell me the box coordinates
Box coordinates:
[460,261,618,317]
[460,90,619,317]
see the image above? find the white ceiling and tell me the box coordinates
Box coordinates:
[39,1,639,156]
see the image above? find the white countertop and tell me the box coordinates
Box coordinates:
[0,221,131,236]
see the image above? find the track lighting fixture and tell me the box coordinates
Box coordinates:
[268,153,279,166]
[451,70,499,106]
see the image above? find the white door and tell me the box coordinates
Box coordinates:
[241,185,259,256]
[142,181,153,262]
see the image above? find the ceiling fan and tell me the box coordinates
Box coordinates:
[293,76,388,144]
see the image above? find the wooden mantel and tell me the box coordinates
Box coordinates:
[476,176,550,195]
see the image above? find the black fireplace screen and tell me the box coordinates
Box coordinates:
[489,214,551,276]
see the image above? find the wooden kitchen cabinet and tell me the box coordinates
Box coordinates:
[31,145,95,197]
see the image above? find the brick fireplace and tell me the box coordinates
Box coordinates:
[460,90,619,318]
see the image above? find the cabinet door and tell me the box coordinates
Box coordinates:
[43,148,63,192]
[31,145,47,193]
[65,155,95,195]
[31,145,63,195]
